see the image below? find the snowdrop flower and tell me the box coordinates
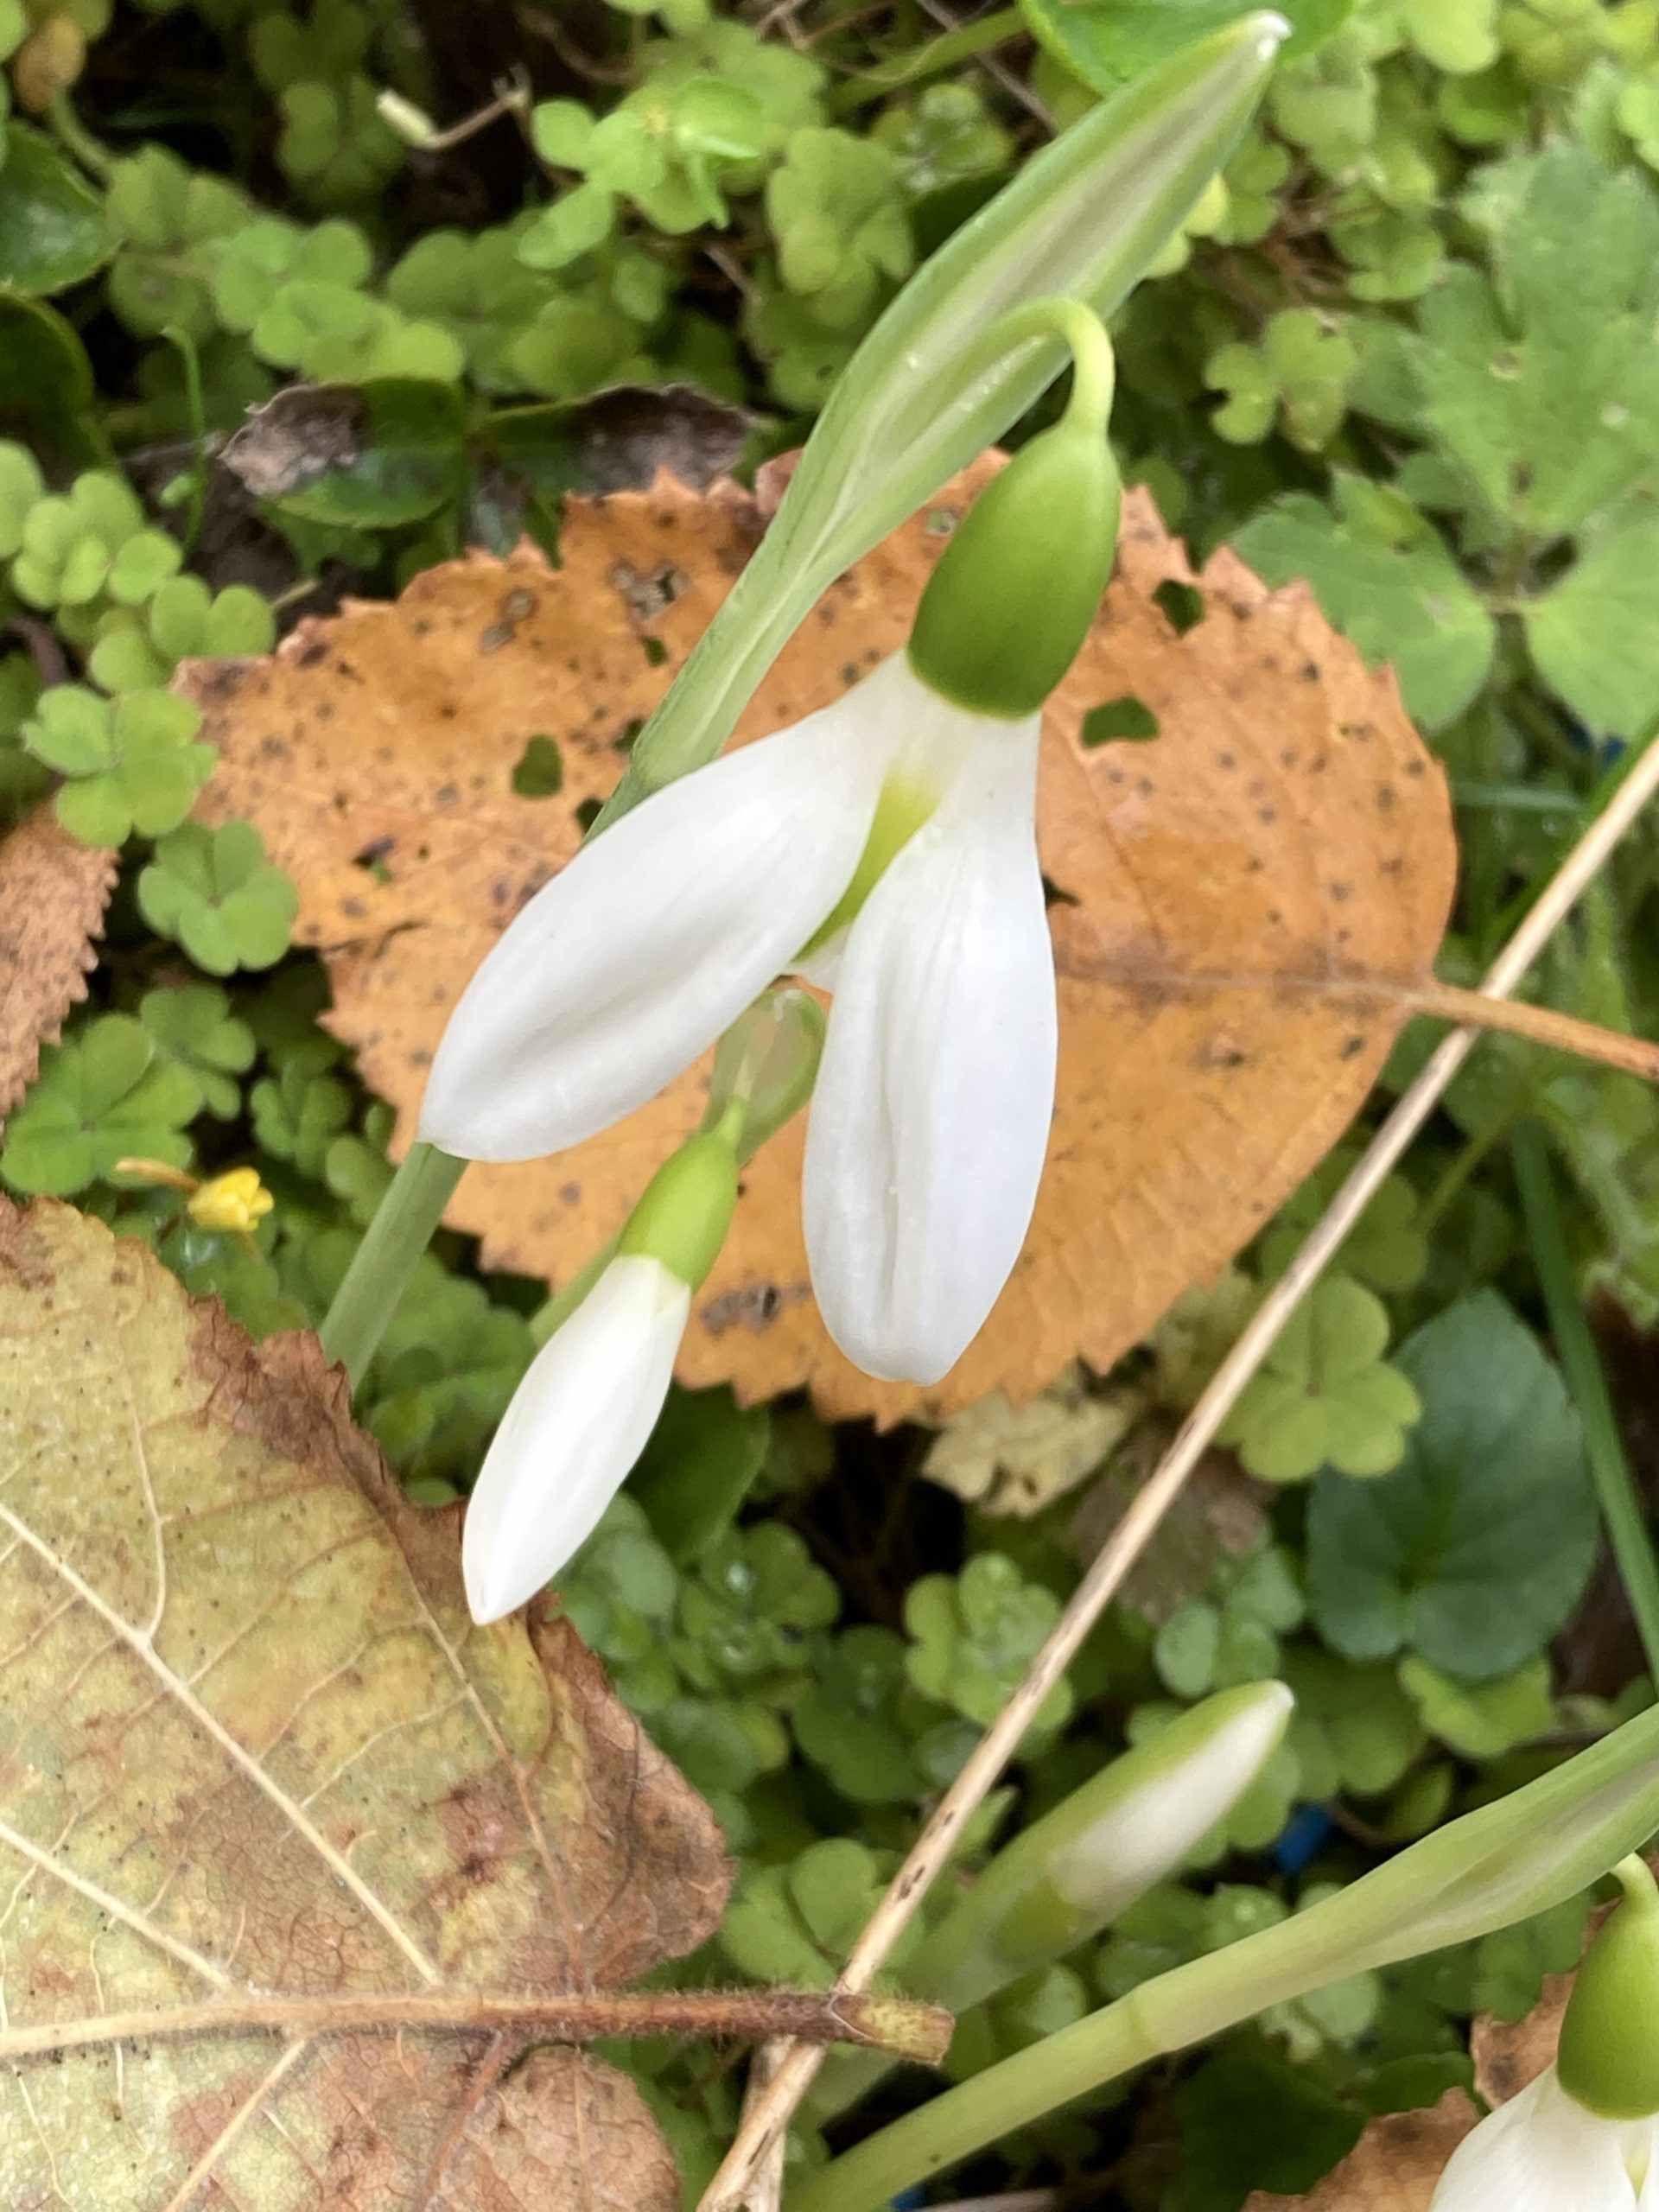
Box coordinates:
[1432,1855,1659,2212]
[463,1128,736,1623]
[422,414,1122,1386]
[1431,2067,1659,2212]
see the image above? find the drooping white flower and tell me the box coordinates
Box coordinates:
[421,648,1057,1387]
[1430,2065,1659,2212]
[462,1252,688,1624]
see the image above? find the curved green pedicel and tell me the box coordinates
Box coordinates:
[906,419,1123,720]
[617,1128,741,1292]
[1558,1855,1659,2119]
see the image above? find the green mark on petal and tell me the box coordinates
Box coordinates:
[798,768,940,962]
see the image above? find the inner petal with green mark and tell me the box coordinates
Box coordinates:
[797,768,941,964]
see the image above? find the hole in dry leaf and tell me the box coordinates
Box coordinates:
[1153,579,1205,635]
[925,509,957,535]
[351,837,395,884]
[643,636,669,667]
[511,735,564,798]
[1081,696,1160,746]
[574,798,603,832]
[613,562,685,621]
[613,718,645,753]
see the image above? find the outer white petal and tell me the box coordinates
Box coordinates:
[1430,2069,1642,2212]
[462,1255,690,1624]
[419,667,910,1161]
[803,708,1055,1384]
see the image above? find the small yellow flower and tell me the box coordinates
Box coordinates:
[188,1167,274,1236]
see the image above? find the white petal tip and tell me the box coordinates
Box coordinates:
[462,1524,542,1626]
[1254,10,1292,51]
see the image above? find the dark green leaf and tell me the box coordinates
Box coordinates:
[1306,1292,1597,1680]
[631,1383,771,1565]
[0,126,112,298]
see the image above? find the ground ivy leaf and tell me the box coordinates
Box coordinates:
[1020,0,1348,96]
[1306,1291,1597,1681]
[1232,476,1496,728]
[0,124,113,297]
[1399,1653,1556,1760]
[0,1197,732,2209]
[1522,518,1659,738]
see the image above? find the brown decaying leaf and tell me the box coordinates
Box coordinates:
[0,1196,728,2211]
[1243,2091,1479,2212]
[181,462,1455,1425]
[0,803,117,1123]
[1471,1966,1573,2108]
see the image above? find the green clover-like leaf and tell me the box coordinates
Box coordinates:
[1219,1274,1422,1483]
[0,1014,198,1196]
[137,819,297,975]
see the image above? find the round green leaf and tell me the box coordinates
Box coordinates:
[0,125,113,297]
[1306,1292,1598,1681]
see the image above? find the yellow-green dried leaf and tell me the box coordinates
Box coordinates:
[0,1197,732,2210]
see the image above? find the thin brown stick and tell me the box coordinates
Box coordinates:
[0,1988,951,2065]
[1401,976,1659,1084]
[697,734,1659,2210]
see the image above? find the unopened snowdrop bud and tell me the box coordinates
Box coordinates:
[1431,1856,1659,2212]
[461,1131,738,1624]
[913,1681,1293,2014]
[906,416,1122,719]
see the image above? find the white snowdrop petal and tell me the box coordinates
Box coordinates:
[418,671,906,1162]
[461,1255,690,1624]
[804,709,1055,1384]
[1430,2069,1643,2212]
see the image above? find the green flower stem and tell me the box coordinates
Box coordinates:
[319,1141,467,1389]
[956,297,1117,439]
[46,92,116,181]
[1513,1119,1659,1681]
[1615,1853,1659,1916]
[828,8,1024,113]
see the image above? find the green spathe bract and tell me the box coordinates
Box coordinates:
[907,423,1122,716]
[796,1702,1659,2212]
[1558,1856,1659,2120]
[596,13,1287,829]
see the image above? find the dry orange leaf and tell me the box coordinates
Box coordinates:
[0,802,116,1123]
[182,463,1454,1423]
[1243,2091,1479,2212]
